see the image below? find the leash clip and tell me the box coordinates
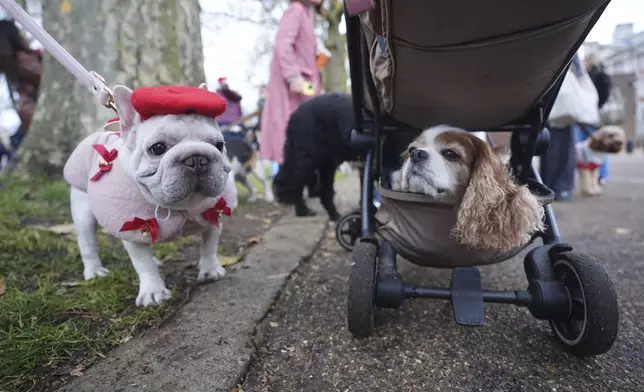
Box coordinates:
[89,71,116,112]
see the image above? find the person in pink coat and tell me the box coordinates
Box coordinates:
[260,0,323,174]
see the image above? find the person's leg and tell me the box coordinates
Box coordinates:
[599,157,609,184]
[9,125,25,150]
[540,125,576,201]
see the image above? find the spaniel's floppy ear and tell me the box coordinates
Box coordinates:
[452,135,544,252]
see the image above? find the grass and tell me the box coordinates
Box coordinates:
[0,174,197,391]
[0,162,347,390]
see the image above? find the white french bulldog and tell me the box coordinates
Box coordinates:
[63,84,238,307]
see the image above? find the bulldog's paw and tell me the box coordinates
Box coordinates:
[197,261,226,282]
[136,276,172,307]
[84,266,110,280]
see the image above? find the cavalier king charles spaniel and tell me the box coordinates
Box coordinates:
[391,125,544,252]
[575,125,624,197]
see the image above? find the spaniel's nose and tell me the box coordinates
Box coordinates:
[410,148,429,163]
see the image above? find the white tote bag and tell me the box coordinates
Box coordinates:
[548,67,600,128]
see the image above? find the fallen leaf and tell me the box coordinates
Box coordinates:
[69,364,84,377]
[614,227,630,235]
[245,214,260,221]
[263,218,272,225]
[220,255,242,267]
[246,236,261,246]
[48,223,76,234]
[0,279,5,296]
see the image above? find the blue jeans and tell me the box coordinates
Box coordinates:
[574,124,609,179]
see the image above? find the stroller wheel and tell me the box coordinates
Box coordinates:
[336,211,362,251]
[548,252,619,357]
[348,241,378,338]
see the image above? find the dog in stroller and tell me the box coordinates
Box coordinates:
[336,0,619,357]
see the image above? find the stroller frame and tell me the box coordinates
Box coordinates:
[341,1,619,357]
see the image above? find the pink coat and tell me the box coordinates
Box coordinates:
[259,2,320,164]
[63,124,235,244]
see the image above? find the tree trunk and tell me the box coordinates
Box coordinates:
[322,1,347,93]
[19,0,205,177]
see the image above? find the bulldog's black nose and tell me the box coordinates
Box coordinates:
[409,148,428,163]
[183,155,210,171]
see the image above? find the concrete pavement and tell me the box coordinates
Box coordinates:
[242,154,644,392]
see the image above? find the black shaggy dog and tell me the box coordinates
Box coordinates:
[273,93,356,221]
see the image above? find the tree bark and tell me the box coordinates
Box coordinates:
[322,0,347,93]
[19,0,205,177]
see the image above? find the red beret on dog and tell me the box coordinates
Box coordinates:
[130,86,227,121]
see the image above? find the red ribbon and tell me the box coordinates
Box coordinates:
[202,198,232,227]
[576,162,601,170]
[90,144,118,181]
[119,217,159,243]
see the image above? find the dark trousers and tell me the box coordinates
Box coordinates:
[540,125,576,195]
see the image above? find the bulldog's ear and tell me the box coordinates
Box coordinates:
[112,85,137,130]
[198,83,210,91]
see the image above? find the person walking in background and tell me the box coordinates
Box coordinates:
[259,0,323,177]
[0,19,41,162]
[541,53,600,201]
[215,77,243,127]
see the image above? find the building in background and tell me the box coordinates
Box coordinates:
[584,23,644,147]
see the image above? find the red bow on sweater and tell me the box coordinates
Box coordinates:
[119,217,159,243]
[90,144,119,181]
[202,199,232,227]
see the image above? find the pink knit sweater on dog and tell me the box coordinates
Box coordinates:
[63,124,233,244]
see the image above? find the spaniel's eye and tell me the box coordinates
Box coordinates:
[215,141,225,152]
[148,142,167,156]
[441,149,460,161]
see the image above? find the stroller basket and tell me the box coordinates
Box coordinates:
[376,180,554,267]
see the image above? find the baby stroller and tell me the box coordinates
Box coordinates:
[337,0,619,357]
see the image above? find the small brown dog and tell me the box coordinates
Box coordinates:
[575,125,625,197]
